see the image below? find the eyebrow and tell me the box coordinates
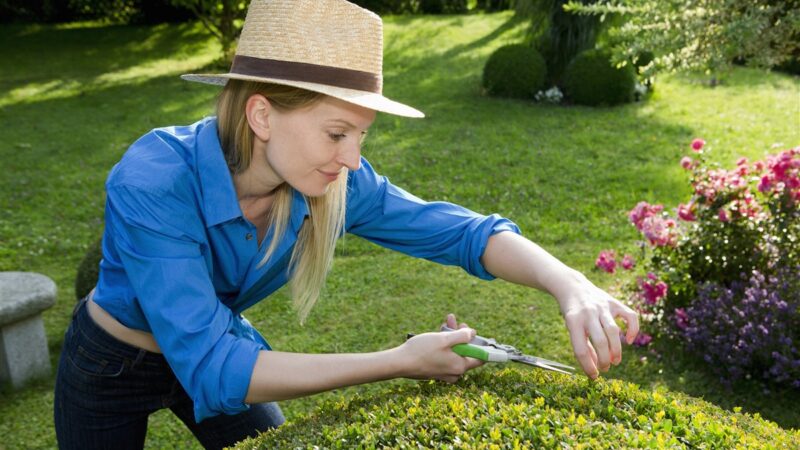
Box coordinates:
[325,119,364,131]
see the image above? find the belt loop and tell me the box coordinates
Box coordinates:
[131,349,147,369]
[71,294,89,318]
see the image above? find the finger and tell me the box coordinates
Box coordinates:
[588,341,599,368]
[617,305,640,345]
[587,320,612,372]
[464,357,485,371]
[459,322,469,329]
[565,314,599,379]
[446,327,476,345]
[600,312,622,365]
[446,313,458,329]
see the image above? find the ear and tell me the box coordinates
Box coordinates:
[245,94,272,141]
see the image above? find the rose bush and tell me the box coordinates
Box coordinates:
[596,140,800,388]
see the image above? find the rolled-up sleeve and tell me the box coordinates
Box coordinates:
[105,183,264,422]
[345,158,521,280]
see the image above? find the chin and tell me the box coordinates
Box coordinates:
[292,183,330,198]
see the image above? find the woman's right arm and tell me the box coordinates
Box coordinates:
[245,327,481,403]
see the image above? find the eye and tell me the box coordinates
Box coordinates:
[328,132,347,142]
[359,131,368,144]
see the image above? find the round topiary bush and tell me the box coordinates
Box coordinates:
[236,368,798,448]
[75,236,102,300]
[563,49,636,106]
[482,44,547,99]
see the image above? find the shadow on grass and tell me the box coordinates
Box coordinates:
[0,22,213,85]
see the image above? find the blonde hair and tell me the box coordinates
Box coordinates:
[216,80,348,323]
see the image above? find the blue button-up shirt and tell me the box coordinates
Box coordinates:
[93,117,520,422]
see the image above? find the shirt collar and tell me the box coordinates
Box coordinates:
[196,117,243,227]
[195,117,310,228]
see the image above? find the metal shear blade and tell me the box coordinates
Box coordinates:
[441,326,575,375]
[511,354,575,375]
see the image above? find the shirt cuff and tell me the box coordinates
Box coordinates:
[470,216,521,281]
[193,338,264,423]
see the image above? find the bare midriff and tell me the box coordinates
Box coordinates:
[87,290,162,354]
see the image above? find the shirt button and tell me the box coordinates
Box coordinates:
[245,233,253,241]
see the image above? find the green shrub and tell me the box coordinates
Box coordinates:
[482,44,546,99]
[75,237,102,300]
[778,57,800,75]
[418,0,468,14]
[236,368,798,448]
[563,49,636,106]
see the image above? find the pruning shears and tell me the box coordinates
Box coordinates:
[407,326,575,375]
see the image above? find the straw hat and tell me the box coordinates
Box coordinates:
[181,0,424,118]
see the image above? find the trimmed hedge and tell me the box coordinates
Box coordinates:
[236,368,798,448]
[563,49,636,107]
[75,236,102,300]
[482,44,547,100]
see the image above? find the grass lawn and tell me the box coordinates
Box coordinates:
[1,12,798,449]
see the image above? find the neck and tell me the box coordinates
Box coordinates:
[233,141,284,201]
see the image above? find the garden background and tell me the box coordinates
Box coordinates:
[0,0,798,448]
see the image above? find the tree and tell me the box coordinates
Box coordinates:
[564,0,800,79]
[170,0,247,62]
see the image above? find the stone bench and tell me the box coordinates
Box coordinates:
[0,272,56,388]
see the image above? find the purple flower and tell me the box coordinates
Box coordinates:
[679,266,800,387]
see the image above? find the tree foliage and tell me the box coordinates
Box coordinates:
[169,0,246,61]
[564,0,800,78]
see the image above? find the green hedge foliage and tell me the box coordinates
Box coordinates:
[236,368,798,448]
[563,49,636,107]
[482,44,547,99]
[75,236,102,300]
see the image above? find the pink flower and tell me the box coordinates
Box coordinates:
[675,308,688,330]
[629,201,664,231]
[677,203,696,221]
[735,164,748,177]
[680,156,694,170]
[718,208,730,222]
[632,332,652,347]
[640,273,668,305]
[753,160,766,173]
[736,157,748,166]
[595,250,617,274]
[691,138,705,152]
[758,175,772,193]
[621,254,635,270]
[641,216,678,247]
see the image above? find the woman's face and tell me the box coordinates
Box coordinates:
[263,95,376,197]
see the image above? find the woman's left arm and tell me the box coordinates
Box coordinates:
[480,231,640,379]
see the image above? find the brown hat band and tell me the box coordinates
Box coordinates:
[231,55,382,93]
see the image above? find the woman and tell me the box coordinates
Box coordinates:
[54,0,639,448]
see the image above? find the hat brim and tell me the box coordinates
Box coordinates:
[181,73,425,119]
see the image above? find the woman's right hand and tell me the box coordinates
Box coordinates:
[398,327,484,383]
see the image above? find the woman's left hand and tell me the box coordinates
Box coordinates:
[557,281,639,379]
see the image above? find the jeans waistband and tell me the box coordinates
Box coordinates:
[72,295,167,365]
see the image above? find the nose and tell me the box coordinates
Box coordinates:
[337,139,361,171]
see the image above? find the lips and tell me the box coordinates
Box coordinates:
[318,169,341,181]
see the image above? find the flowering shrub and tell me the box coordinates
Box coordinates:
[683,267,800,388]
[597,140,800,387]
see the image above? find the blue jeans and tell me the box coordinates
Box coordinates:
[54,296,284,450]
